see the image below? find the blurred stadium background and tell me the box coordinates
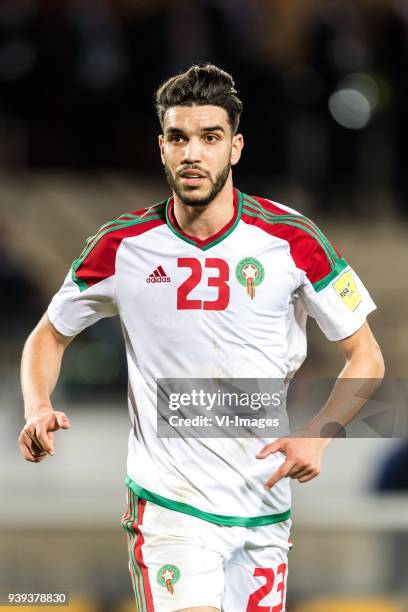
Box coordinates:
[0,0,407,610]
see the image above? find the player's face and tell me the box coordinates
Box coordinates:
[159,105,243,207]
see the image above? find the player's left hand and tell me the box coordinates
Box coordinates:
[256,436,331,488]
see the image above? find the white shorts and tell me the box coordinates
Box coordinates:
[121,486,293,612]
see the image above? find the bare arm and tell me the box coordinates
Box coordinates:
[257,321,385,487]
[19,312,75,462]
[296,320,385,436]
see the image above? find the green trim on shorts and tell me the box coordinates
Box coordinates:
[125,476,291,527]
[121,487,149,612]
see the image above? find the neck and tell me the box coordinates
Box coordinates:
[172,176,234,240]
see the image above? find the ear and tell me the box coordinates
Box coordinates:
[231,133,244,166]
[158,134,165,165]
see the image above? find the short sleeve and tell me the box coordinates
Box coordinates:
[47,226,119,336]
[297,230,377,341]
[47,270,117,336]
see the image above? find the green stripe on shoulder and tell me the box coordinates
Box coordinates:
[71,212,164,291]
[242,194,350,292]
[125,476,291,527]
[71,268,89,292]
[242,205,337,268]
[312,259,349,292]
[80,202,166,257]
[243,194,339,267]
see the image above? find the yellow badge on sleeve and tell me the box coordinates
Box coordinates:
[333,270,362,311]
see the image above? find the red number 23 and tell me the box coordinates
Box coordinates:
[177,257,229,311]
[246,564,287,612]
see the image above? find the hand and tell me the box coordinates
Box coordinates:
[256,435,331,488]
[19,410,70,463]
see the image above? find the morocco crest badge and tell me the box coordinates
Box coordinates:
[157,564,180,594]
[235,257,265,299]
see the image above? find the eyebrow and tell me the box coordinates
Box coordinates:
[165,125,225,135]
[201,125,225,133]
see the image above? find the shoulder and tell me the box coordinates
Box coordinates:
[92,200,167,244]
[241,192,346,287]
[72,199,167,291]
[242,193,303,218]
[241,192,327,250]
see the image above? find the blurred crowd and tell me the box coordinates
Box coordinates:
[1,6,406,603]
[0,0,408,215]
[0,0,407,394]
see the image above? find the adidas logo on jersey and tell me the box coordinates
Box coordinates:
[146,265,171,283]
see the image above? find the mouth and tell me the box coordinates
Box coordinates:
[178,168,208,187]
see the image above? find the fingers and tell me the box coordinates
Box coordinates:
[48,412,70,432]
[35,423,55,455]
[296,468,320,483]
[18,410,70,463]
[264,460,295,489]
[256,438,285,459]
[264,458,321,488]
[30,411,69,455]
[288,464,311,479]
[258,438,290,487]
[287,459,321,482]
[56,412,70,429]
[26,429,45,453]
[18,431,47,463]
[260,437,325,487]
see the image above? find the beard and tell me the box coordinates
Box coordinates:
[164,159,231,207]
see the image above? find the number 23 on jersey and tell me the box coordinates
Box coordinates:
[177,257,230,311]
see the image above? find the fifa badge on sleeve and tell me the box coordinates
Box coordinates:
[333,270,362,311]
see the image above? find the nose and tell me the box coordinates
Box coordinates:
[181,137,202,165]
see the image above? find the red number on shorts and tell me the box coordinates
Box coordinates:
[177,257,202,309]
[246,564,287,612]
[247,568,274,611]
[272,563,287,612]
[203,258,230,311]
[177,257,230,310]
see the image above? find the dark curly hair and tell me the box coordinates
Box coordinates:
[155,63,243,135]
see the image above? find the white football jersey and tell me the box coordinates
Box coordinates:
[48,188,376,526]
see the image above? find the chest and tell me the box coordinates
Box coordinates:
[115,225,301,322]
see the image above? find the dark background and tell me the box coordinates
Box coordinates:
[0,1,407,611]
[1,0,408,214]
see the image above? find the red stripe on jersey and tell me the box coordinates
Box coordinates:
[248,195,343,259]
[241,209,334,284]
[76,217,165,289]
[133,498,155,611]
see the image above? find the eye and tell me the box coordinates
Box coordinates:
[169,135,184,143]
[204,134,218,143]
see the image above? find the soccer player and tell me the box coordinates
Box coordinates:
[20,64,384,611]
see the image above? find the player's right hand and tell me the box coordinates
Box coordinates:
[18,410,70,463]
